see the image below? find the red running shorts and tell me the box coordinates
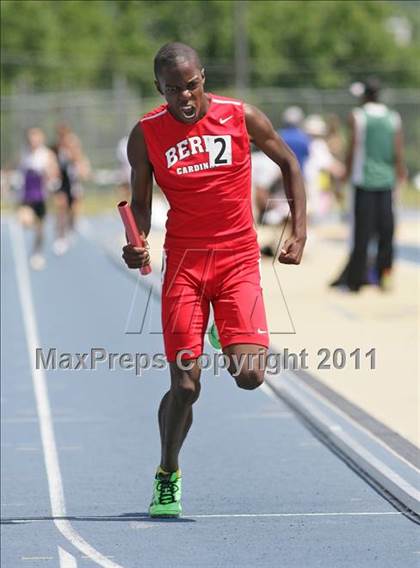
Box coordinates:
[161,242,269,362]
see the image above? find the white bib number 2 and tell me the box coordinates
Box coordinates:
[203,135,232,168]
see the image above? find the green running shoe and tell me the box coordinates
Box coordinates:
[208,322,221,350]
[149,470,182,518]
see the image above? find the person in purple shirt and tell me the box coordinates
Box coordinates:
[278,106,310,172]
[19,128,59,270]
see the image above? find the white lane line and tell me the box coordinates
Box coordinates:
[22,557,53,561]
[82,556,115,560]
[190,511,402,518]
[9,220,123,568]
[58,547,78,567]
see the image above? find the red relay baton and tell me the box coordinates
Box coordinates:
[118,201,152,275]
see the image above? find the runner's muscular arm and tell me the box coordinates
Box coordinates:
[244,104,306,264]
[127,122,153,236]
[122,122,153,269]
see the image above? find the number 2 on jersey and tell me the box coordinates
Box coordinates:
[204,135,232,168]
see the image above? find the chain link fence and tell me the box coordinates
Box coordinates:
[1,85,419,174]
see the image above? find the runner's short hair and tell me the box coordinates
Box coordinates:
[154,42,202,79]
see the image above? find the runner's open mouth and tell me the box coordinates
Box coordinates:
[180,106,196,119]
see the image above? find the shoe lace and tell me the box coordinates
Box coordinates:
[156,477,179,505]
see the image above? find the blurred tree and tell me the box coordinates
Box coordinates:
[1,0,116,90]
[248,0,420,87]
[107,0,234,91]
[1,0,60,90]
[1,0,419,94]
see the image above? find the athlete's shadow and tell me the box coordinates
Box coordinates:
[0,513,195,524]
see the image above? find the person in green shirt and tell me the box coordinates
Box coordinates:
[332,78,406,292]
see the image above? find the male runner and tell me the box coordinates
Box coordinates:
[122,43,307,517]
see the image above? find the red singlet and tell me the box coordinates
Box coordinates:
[140,93,257,249]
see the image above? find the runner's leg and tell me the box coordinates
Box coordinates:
[160,248,212,471]
[159,361,201,472]
[375,190,394,279]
